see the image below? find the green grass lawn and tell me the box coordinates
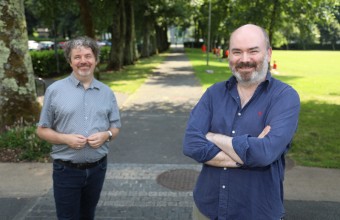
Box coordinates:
[54,53,167,95]
[185,48,340,168]
[98,53,168,94]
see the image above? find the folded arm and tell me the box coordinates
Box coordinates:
[205,151,239,168]
[206,126,271,166]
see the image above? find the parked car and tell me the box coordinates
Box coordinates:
[40,41,54,50]
[97,41,106,47]
[28,40,42,50]
[58,41,66,49]
[101,40,112,46]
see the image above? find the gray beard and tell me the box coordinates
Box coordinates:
[233,55,269,87]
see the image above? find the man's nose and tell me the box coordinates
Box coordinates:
[240,52,250,62]
[80,56,87,63]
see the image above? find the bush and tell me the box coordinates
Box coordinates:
[0,120,51,162]
[30,50,71,78]
[30,46,111,78]
[100,46,111,63]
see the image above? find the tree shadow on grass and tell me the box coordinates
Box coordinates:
[291,100,340,168]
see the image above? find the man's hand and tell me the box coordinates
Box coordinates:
[64,134,88,149]
[258,125,271,138]
[87,131,109,149]
[205,132,215,143]
[205,125,271,166]
[205,151,239,168]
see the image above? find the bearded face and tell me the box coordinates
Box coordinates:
[70,46,97,79]
[230,53,269,86]
[228,25,272,87]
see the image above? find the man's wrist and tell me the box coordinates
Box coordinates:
[107,130,113,142]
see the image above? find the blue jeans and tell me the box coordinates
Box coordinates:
[52,159,107,220]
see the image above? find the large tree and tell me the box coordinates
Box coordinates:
[123,0,137,65]
[76,0,95,38]
[0,0,40,131]
[107,0,126,71]
[190,0,338,49]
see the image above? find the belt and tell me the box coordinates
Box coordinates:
[54,155,107,170]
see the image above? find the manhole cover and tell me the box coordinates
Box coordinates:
[156,169,200,191]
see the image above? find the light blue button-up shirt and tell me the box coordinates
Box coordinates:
[183,73,300,219]
[38,73,121,163]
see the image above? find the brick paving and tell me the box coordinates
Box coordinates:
[23,164,201,220]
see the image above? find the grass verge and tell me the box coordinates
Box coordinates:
[99,53,168,94]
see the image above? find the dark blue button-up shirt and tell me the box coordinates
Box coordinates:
[183,73,300,220]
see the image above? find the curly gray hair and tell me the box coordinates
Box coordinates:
[63,36,100,63]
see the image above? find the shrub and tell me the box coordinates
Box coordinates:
[0,120,51,162]
[30,46,111,78]
[100,46,111,63]
[30,50,71,78]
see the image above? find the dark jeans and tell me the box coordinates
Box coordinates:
[52,159,107,220]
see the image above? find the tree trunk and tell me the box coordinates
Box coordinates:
[155,24,162,52]
[107,0,126,71]
[156,24,169,53]
[268,0,280,45]
[150,28,157,55]
[141,17,151,58]
[76,0,95,38]
[161,25,169,52]
[123,0,135,65]
[0,0,40,131]
[141,17,157,57]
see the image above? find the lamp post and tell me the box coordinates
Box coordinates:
[206,0,211,66]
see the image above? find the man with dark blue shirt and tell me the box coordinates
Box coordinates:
[183,24,300,220]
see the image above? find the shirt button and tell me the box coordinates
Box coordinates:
[224,167,227,170]
[238,112,241,116]
[232,130,235,134]
[222,185,226,189]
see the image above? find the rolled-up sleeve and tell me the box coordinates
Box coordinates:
[109,93,121,128]
[183,90,221,163]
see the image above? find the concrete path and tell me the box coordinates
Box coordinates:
[1,45,340,220]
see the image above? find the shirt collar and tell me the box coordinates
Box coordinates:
[69,73,101,90]
[225,71,272,91]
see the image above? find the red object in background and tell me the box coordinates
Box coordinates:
[273,61,277,69]
[225,50,229,58]
[202,44,206,53]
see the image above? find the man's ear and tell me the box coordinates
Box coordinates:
[267,47,273,61]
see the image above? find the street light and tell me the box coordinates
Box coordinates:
[206,0,211,66]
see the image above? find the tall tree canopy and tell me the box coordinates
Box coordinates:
[189,0,339,49]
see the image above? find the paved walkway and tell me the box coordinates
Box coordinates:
[1,45,340,220]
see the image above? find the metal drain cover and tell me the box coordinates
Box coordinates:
[156,169,199,191]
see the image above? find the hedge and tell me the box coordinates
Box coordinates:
[30,46,111,78]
